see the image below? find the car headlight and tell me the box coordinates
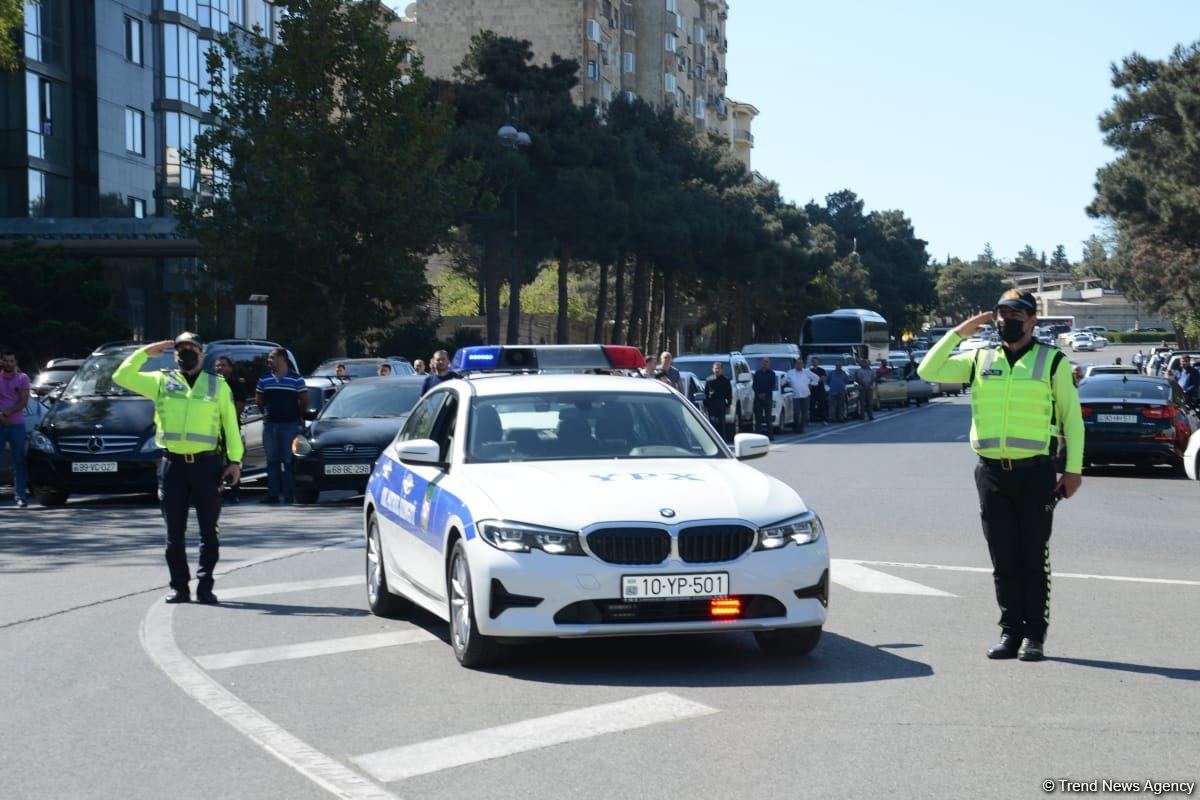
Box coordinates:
[30,431,55,453]
[140,437,162,453]
[477,520,585,556]
[755,512,823,550]
[292,436,313,457]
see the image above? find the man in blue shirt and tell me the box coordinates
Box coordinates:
[255,347,306,504]
[827,363,849,422]
[421,350,461,395]
[1172,355,1200,406]
[751,357,777,437]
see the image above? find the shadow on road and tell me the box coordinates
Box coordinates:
[1048,656,1200,682]
[791,400,973,445]
[217,600,370,618]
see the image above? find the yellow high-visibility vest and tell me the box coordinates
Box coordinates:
[968,343,1058,460]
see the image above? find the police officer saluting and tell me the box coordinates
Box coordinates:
[114,333,243,604]
[918,290,1083,662]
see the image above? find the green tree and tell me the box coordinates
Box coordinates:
[1,0,23,71]
[0,242,128,366]
[1088,42,1200,343]
[1050,244,1070,271]
[935,259,1009,320]
[174,0,474,362]
[976,242,999,268]
[1011,244,1043,272]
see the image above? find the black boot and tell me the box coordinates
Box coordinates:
[1018,638,1044,661]
[987,633,1021,659]
[164,588,191,604]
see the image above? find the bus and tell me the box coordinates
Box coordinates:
[800,309,890,364]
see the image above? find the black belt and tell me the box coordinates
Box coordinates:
[979,454,1051,471]
[164,450,221,463]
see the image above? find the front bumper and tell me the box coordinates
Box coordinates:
[27,450,160,494]
[467,535,830,638]
[1084,438,1179,466]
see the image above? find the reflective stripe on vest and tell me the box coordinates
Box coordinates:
[969,344,1057,460]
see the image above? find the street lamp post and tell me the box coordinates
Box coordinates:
[498,124,531,344]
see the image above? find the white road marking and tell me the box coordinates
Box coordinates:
[141,601,399,800]
[352,692,717,783]
[853,559,1200,587]
[196,630,436,670]
[219,575,361,600]
[799,404,930,443]
[830,559,957,596]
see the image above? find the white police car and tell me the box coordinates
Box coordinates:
[363,345,830,667]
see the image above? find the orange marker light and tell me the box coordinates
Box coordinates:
[710,597,742,618]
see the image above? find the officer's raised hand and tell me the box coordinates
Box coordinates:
[144,340,175,356]
[954,311,994,338]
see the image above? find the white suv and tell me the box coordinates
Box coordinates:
[672,352,756,435]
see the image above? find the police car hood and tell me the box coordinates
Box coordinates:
[461,458,806,530]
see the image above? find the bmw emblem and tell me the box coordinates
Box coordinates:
[659,508,676,518]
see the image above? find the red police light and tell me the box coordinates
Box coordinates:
[710,597,742,618]
[603,345,647,371]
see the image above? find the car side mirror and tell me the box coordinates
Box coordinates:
[304,408,319,421]
[733,433,770,460]
[397,438,442,466]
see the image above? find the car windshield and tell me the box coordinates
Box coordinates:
[1079,379,1172,403]
[63,352,176,398]
[673,358,732,377]
[467,391,724,463]
[744,355,794,371]
[322,381,423,419]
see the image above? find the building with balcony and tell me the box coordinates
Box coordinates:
[391,0,757,167]
[1,1,280,339]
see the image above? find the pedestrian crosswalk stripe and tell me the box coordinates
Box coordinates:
[218,575,361,600]
[195,630,437,671]
[351,692,717,783]
[850,559,1200,587]
[830,559,958,597]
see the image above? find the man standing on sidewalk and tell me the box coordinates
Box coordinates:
[751,357,777,437]
[0,349,31,507]
[857,358,877,420]
[256,347,306,504]
[786,360,818,433]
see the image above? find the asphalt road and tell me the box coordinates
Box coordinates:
[1,343,1197,800]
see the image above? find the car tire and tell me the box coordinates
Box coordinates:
[367,514,411,618]
[33,487,68,507]
[294,487,320,505]
[1171,456,1188,478]
[448,540,502,668]
[755,626,822,657]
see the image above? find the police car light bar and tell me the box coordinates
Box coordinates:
[451,345,646,373]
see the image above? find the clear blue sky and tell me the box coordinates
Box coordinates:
[725,0,1200,265]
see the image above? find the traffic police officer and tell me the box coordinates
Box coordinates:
[113,333,243,604]
[918,290,1083,661]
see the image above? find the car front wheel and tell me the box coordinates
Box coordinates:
[448,540,502,668]
[33,487,68,507]
[755,626,822,657]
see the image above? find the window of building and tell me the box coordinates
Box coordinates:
[621,52,634,73]
[198,39,231,113]
[125,108,145,156]
[587,60,599,80]
[165,111,202,190]
[622,12,634,31]
[129,196,146,219]
[26,73,65,163]
[695,97,705,119]
[164,0,199,20]
[23,0,66,67]
[587,18,600,43]
[695,23,705,44]
[27,168,69,217]
[164,23,201,107]
[665,73,676,94]
[665,0,676,12]
[198,0,230,33]
[665,33,677,53]
[601,79,613,102]
[259,1,274,39]
[124,16,143,64]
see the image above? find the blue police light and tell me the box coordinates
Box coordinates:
[451,346,502,371]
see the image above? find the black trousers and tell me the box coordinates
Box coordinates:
[974,458,1056,641]
[159,455,223,592]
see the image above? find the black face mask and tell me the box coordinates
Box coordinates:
[999,317,1028,344]
[176,350,200,370]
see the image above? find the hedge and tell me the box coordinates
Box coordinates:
[1102,332,1178,344]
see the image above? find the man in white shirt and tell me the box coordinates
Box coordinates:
[785,361,819,434]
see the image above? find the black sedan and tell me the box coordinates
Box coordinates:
[1079,375,1200,475]
[291,376,425,503]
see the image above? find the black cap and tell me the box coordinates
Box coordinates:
[995,290,1037,314]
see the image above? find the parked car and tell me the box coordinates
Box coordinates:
[672,352,755,435]
[31,358,85,399]
[910,350,964,396]
[291,377,425,504]
[1083,364,1140,379]
[1079,375,1199,474]
[677,371,707,414]
[1069,332,1097,352]
[311,357,416,378]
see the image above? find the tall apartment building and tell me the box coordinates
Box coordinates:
[391,0,757,169]
[0,1,279,338]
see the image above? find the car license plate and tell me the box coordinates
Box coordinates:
[324,463,371,475]
[621,572,729,602]
[1096,414,1137,424]
[72,462,118,473]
